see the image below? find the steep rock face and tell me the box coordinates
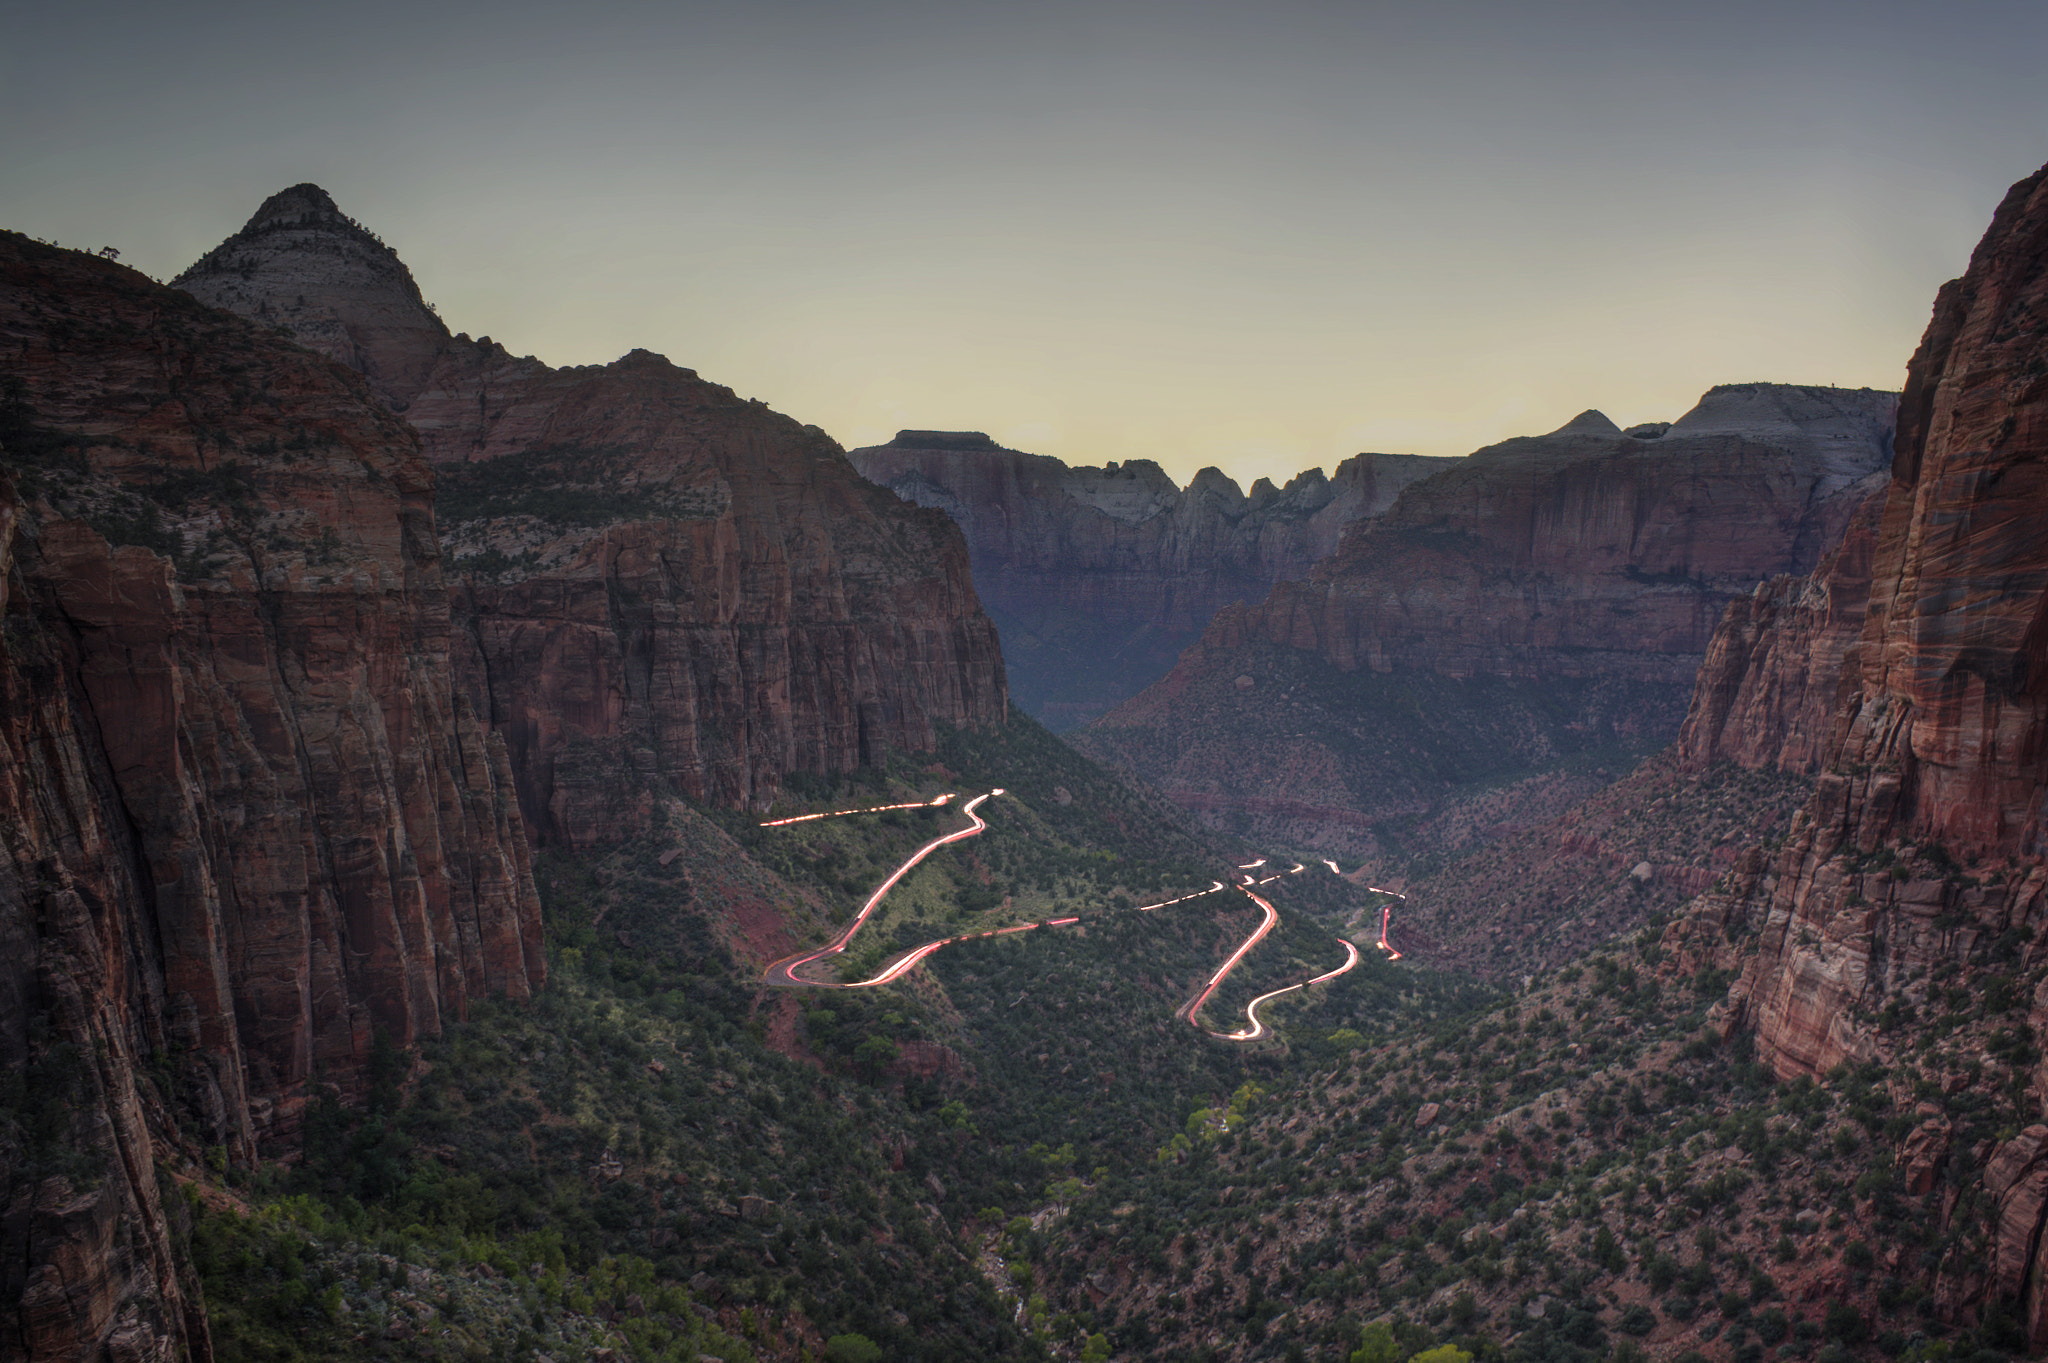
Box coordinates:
[850,431,1450,727]
[1676,484,1886,773]
[2,234,542,1361]
[1201,386,1894,684]
[1670,163,2048,1342]
[1076,385,1895,855]
[180,190,1008,843]
[1714,165,2048,1077]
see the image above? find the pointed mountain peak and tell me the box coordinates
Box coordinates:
[243,182,346,233]
[175,183,448,407]
[1551,409,1622,437]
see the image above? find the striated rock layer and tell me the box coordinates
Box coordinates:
[1,235,544,1360]
[850,431,1451,727]
[1664,162,2048,1343]
[179,189,1008,844]
[1077,384,1896,855]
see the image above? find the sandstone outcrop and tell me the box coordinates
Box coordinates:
[1076,384,1896,855]
[178,189,1008,843]
[1667,161,2048,1343]
[850,430,1450,727]
[2,234,543,1359]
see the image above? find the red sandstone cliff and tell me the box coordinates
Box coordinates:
[178,187,1008,844]
[849,431,1451,726]
[1662,162,2048,1342]
[1075,385,1896,855]
[1,234,542,1360]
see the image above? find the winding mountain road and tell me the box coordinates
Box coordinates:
[759,790,1389,1038]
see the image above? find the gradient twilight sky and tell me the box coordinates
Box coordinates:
[7,1,2048,487]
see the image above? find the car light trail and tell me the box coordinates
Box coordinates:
[1177,886,1280,1029]
[1180,886,1368,1041]
[1322,859,1342,874]
[760,793,955,826]
[1136,881,1226,911]
[763,792,994,986]
[763,790,1405,1021]
[1226,939,1361,1041]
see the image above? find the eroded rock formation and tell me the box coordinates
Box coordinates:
[178,189,1009,844]
[850,430,1450,727]
[1663,162,2048,1342]
[1,234,544,1359]
[1076,384,1896,855]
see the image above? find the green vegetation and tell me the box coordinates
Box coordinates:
[184,710,1497,1361]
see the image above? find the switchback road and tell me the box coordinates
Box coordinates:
[759,790,1388,1039]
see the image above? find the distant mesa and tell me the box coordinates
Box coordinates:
[885,430,1004,451]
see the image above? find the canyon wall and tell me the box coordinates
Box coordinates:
[177,187,1008,843]
[850,430,1450,728]
[1661,161,2048,1342]
[1074,385,1896,858]
[1,234,544,1359]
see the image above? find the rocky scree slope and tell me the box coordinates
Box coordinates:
[1655,159,2048,1347]
[0,234,542,1362]
[176,185,1008,845]
[851,430,1451,728]
[1075,384,1897,863]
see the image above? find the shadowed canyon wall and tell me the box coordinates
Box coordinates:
[1074,384,1897,857]
[850,430,1451,728]
[176,186,1008,844]
[0,234,544,1361]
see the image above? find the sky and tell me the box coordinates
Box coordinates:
[7,0,2048,489]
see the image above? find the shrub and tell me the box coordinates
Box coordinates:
[824,1334,885,1363]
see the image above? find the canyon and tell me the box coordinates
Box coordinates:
[0,185,1008,1361]
[1073,382,1898,862]
[7,154,2048,1362]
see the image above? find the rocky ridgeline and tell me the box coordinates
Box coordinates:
[0,235,543,1361]
[850,430,1451,727]
[177,185,1008,843]
[1074,382,1897,858]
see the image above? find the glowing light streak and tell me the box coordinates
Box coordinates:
[763,792,993,986]
[1237,858,1266,869]
[1322,859,1342,874]
[1178,886,1281,1031]
[1227,939,1362,1040]
[1135,881,1226,911]
[760,793,954,826]
[1376,902,1403,960]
